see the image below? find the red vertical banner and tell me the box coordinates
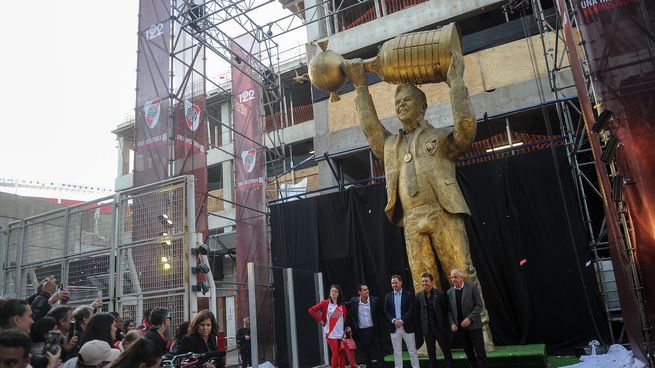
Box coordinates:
[134,0,171,186]
[572,0,655,359]
[174,95,208,239]
[231,35,268,324]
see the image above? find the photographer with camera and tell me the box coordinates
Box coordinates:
[28,317,63,368]
[27,276,70,320]
[47,306,78,361]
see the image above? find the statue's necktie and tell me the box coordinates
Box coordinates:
[403,131,419,197]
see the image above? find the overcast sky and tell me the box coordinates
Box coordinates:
[1,1,305,195]
[1,1,139,190]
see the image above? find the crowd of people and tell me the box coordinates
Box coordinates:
[0,276,228,368]
[308,269,489,368]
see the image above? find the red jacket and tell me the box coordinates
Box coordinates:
[308,299,349,326]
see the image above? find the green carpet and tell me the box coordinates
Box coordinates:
[383,344,579,367]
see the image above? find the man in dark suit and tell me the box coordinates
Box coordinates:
[447,269,489,368]
[346,284,386,368]
[383,275,419,368]
[417,272,453,368]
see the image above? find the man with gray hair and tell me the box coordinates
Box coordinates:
[447,269,488,368]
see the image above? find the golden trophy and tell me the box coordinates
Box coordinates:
[304,22,462,102]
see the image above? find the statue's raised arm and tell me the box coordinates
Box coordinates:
[446,50,476,159]
[343,59,391,161]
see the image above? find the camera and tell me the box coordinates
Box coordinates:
[46,330,62,355]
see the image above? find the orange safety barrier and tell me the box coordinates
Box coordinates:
[343,0,428,30]
[264,104,314,132]
[458,131,566,166]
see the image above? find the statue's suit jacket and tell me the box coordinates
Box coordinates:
[354,89,477,226]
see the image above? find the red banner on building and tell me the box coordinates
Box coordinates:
[134,0,171,186]
[231,35,268,322]
[174,95,208,238]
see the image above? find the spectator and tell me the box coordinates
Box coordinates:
[27,276,69,320]
[143,307,170,355]
[0,329,60,368]
[137,308,153,332]
[0,299,33,333]
[29,317,61,368]
[177,310,219,354]
[235,317,251,368]
[68,305,94,359]
[122,319,136,333]
[60,340,119,368]
[169,321,189,354]
[80,312,117,348]
[72,306,93,336]
[109,338,162,368]
[46,306,78,357]
[109,313,124,341]
[115,330,143,352]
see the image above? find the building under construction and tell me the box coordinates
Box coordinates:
[2,0,653,365]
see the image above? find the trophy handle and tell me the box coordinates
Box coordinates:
[362,56,381,77]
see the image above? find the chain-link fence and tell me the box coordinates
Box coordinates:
[0,176,201,328]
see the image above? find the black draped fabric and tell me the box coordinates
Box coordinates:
[271,146,608,367]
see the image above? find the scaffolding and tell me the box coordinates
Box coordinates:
[507,0,653,356]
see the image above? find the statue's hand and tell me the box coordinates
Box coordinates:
[446,50,465,87]
[342,58,368,87]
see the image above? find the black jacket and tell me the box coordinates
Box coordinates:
[416,288,449,336]
[29,292,52,320]
[236,327,251,352]
[345,296,382,331]
[178,333,222,355]
[383,289,417,333]
[144,328,168,355]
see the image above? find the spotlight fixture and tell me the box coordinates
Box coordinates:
[161,256,168,263]
[163,263,171,271]
[192,243,210,255]
[159,214,173,226]
[192,280,210,295]
[160,231,169,237]
[192,263,211,274]
[601,134,620,163]
[612,175,624,202]
[161,239,172,246]
[592,110,615,134]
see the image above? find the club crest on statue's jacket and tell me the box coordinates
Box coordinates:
[144,98,161,129]
[241,149,257,173]
[184,99,201,131]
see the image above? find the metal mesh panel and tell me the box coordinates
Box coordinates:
[119,184,186,245]
[118,237,185,295]
[117,293,186,328]
[4,269,17,297]
[22,214,65,266]
[20,263,63,298]
[66,253,111,304]
[6,227,20,266]
[67,203,114,256]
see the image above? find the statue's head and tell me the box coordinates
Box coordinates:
[395,83,427,127]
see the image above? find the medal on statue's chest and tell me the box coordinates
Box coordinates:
[403,153,412,162]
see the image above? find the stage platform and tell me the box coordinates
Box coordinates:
[383,344,579,367]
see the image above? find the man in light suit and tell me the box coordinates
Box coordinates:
[344,49,492,349]
[416,273,453,368]
[346,284,385,368]
[384,275,419,368]
[447,269,489,368]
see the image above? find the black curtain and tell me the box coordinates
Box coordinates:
[271,146,609,367]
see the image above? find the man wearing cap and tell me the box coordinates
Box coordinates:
[60,340,120,368]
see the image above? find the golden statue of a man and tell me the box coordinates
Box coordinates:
[343,50,493,349]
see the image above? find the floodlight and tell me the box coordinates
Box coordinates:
[192,263,211,274]
[601,134,620,163]
[592,110,615,133]
[193,243,210,255]
[159,214,173,226]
